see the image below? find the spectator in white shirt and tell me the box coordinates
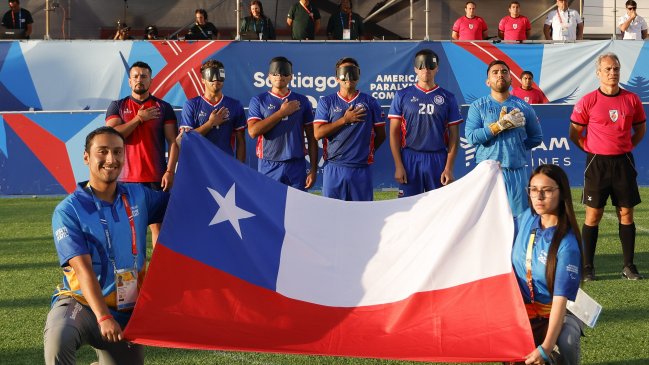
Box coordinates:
[543,0,583,41]
[618,0,647,40]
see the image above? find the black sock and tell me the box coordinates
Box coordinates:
[619,223,636,267]
[582,224,599,267]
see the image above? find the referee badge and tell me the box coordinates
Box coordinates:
[609,110,619,123]
[513,24,518,30]
[469,24,474,29]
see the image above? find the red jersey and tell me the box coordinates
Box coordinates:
[105,95,177,183]
[498,15,531,40]
[571,88,646,155]
[512,87,545,104]
[452,16,488,40]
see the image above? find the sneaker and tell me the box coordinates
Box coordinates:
[622,264,643,280]
[583,265,596,281]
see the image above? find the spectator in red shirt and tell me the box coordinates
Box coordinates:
[498,1,531,41]
[512,71,545,104]
[451,1,488,40]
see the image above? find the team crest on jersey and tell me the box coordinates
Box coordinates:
[469,24,474,29]
[433,95,445,105]
[609,110,619,122]
[524,96,530,102]
[410,96,419,103]
[513,24,518,30]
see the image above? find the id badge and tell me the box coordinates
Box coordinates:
[343,28,351,40]
[115,268,138,311]
[561,25,569,36]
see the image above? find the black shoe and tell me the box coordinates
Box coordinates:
[622,264,643,280]
[583,265,596,281]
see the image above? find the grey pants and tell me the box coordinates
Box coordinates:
[43,296,143,365]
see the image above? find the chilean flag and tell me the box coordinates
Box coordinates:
[124,132,534,362]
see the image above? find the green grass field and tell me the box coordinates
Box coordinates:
[1,190,648,365]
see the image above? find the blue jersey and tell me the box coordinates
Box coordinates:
[180,95,246,155]
[314,91,385,167]
[247,90,314,161]
[388,84,463,152]
[512,209,581,305]
[465,95,543,169]
[51,182,168,325]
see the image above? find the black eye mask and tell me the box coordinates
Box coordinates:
[336,65,360,81]
[414,53,438,70]
[202,67,226,82]
[268,60,293,76]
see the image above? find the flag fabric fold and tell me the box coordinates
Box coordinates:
[124,131,534,362]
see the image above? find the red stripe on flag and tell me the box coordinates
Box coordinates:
[125,244,533,362]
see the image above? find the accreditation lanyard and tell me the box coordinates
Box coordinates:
[253,19,264,34]
[11,10,21,29]
[300,2,315,22]
[340,13,352,30]
[88,187,138,272]
[525,229,537,305]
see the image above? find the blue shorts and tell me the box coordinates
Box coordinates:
[258,158,307,191]
[398,148,447,198]
[502,166,529,217]
[322,163,373,201]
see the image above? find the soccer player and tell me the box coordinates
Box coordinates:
[180,60,246,162]
[498,1,531,41]
[569,52,646,281]
[106,61,178,247]
[313,57,386,201]
[247,56,318,191]
[512,71,546,104]
[451,1,488,40]
[44,127,169,365]
[465,60,543,217]
[388,49,463,198]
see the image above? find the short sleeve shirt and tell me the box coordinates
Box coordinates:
[618,14,648,40]
[388,84,463,152]
[180,95,246,156]
[545,9,582,41]
[498,15,531,40]
[287,2,321,40]
[570,88,646,155]
[314,91,385,166]
[452,16,488,40]
[1,8,33,29]
[512,87,545,104]
[247,90,314,161]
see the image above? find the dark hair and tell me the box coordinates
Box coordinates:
[270,56,292,66]
[249,1,266,18]
[521,70,533,79]
[201,59,225,72]
[339,0,352,10]
[509,1,520,7]
[528,164,584,292]
[335,57,359,69]
[487,60,509,75]
[129,61,152,75]
[465,1,476,7]
[85,127,124,152]
[626,0,637,7]
[415,48,436,59]
[195,8,208,20]
[145,25,158,36]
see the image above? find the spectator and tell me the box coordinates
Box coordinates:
[544,0,583,41]
[512,164,583,365]
[247,57,318,191]
[1,0,32,39]
[498,1,531,41]
[512,71,546,104]
[144,25,159,40]
[187,8,218,40]
[569,53,646,281]
[618,0,647,40]
[451,1,488,40]
[287,0,321,40]
[113,22,133,40]
[388,49,463,197]
[465,60,543,217]
[105,61,178,247]
[44,127,169,365]
[327,0,364,40]
[180,60,247,162]
[313,57,386,201]
[240,1,276,40]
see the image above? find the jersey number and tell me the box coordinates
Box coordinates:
[418,103,435,115]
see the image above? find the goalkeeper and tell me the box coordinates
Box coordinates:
[465,60,543,216]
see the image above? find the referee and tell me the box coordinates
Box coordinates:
[569,52,647,281]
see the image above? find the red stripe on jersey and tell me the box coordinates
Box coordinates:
[400,117,407,148]
[415,84,440,94]
[367,127,375,164]
[256,136,264,159]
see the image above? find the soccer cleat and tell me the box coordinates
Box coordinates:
[622,264,643,280]
[583,265,596,282]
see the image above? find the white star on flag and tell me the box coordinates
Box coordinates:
[207,184,255,239]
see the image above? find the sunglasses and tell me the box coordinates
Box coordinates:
[627,7,636,10]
